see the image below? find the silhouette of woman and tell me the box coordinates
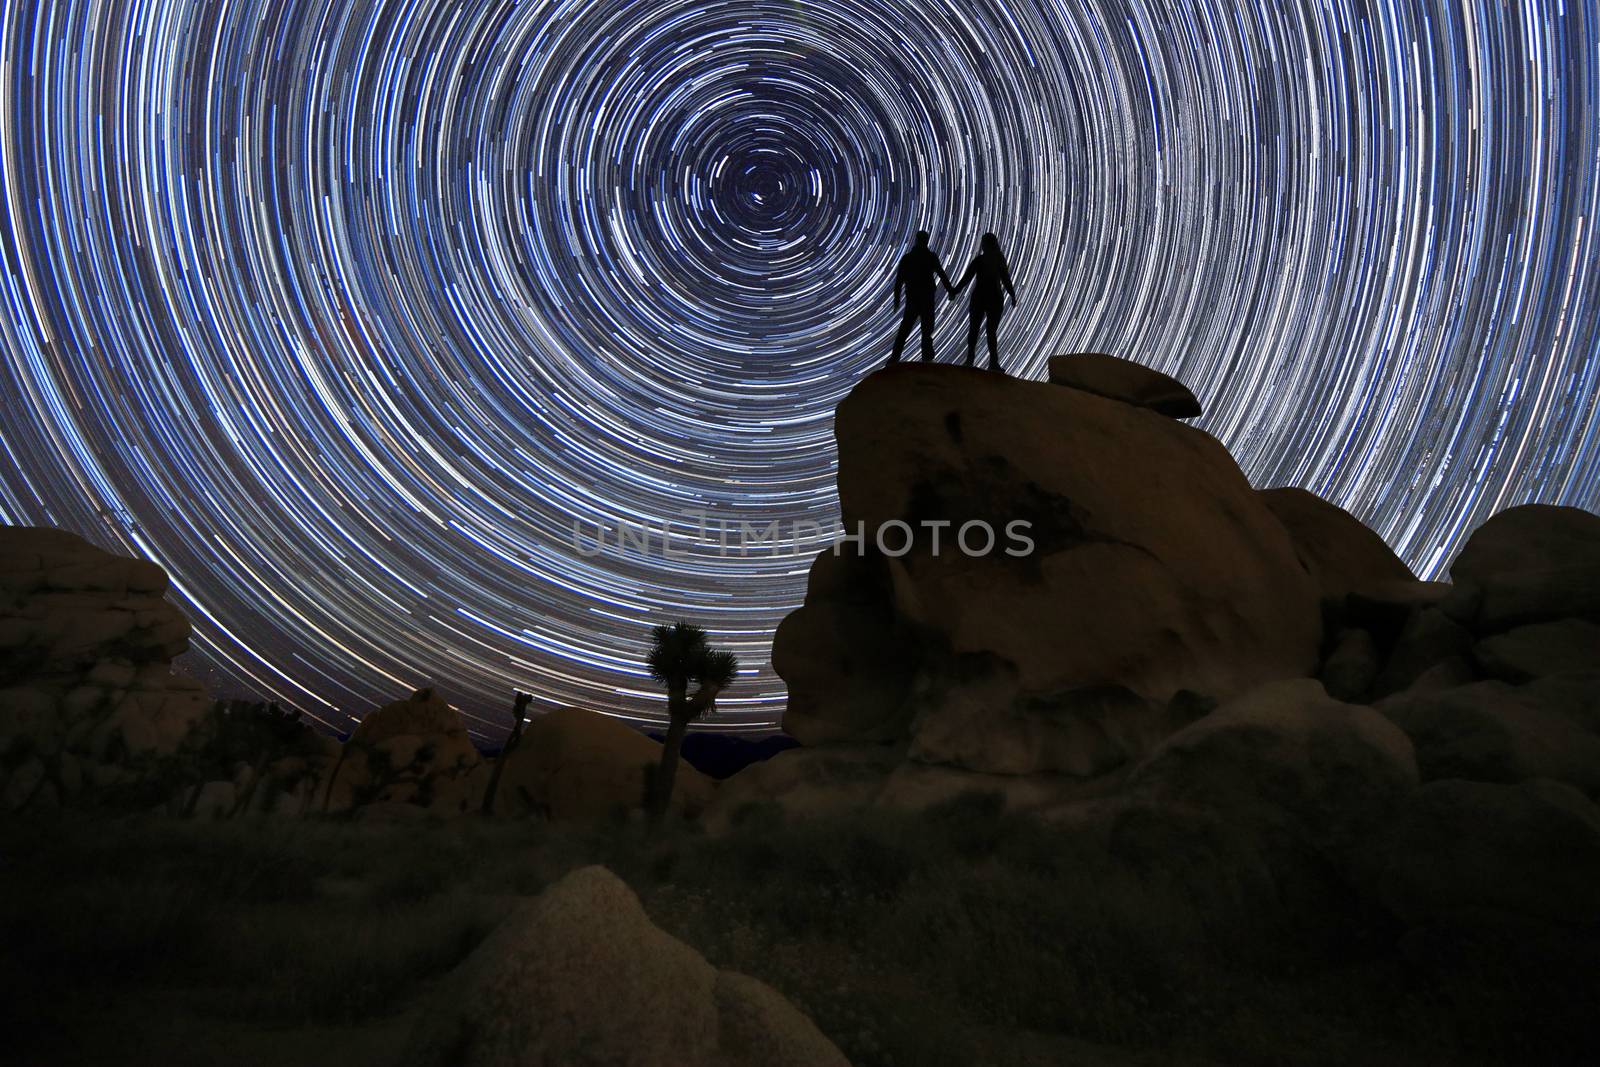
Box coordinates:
[951,233,1018,373]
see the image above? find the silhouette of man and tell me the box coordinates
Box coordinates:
[889,231,955,365]
[951,232,1018,373]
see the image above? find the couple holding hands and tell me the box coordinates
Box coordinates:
[889,230,1018,373]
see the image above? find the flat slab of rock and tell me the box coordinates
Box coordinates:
[407,865,848,1067]
[1047,353,1202,418]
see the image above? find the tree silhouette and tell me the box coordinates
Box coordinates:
[645,621,737,820]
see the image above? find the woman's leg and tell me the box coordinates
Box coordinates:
[965,305,983,365]
[985,305,1002,372]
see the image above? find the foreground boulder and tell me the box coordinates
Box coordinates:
[1046,353,1202,418]
[408,865,849,1067]
[493,705,714,820]
[778,365,1321,747]
[0,526,209,809]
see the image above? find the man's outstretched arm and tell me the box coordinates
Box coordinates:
[934,255,956,294]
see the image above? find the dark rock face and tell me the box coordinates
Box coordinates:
[777,365,1321,762]
[1368,778,1600,926]
[1258,487,1414,602]
[1046,353,1203,418]
[773,549,923,745]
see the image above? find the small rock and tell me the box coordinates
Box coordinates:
[1320,627,1380,702]
[190,780,236,819]
[3,756,46,810]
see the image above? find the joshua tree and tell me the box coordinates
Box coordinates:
[646,621,737,820]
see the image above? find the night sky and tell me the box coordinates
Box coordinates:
[0,0,1596,737]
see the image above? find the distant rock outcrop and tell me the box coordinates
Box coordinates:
[0,527,209,810]
[778,363,1321,777]
[407,865,849,1067]
[493,705,714,820]
[329,687,487,814]
[1047,353,1203,418]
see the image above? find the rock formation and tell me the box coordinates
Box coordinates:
[407,865,850,1067]
[719,360,1600,942]
[0,527,209,810]
[776,361,1321,778]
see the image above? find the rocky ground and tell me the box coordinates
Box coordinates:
[4,356,1599,1065]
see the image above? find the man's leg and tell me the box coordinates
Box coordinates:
[890,308,916,365]
[918,305,935,361]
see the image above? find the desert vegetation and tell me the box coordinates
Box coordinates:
[4,797,1596,1066]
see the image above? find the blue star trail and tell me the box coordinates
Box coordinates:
[0,0,1596,735]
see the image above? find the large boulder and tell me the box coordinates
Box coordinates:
[1473,619,1600,683]
[1126,679,1419,854]
[1046,353,1202,418]
[333,688,485,813]
[1258,487,1414,602]
[0,527,210,810]
[777,366,1321,743]
[407,865,849,1067]
[1447,504,1600,632]
[1378,680,1600,791]
[492,706,713,820]
[1368,778,1600,927]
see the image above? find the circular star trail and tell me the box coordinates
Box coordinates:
[0,0,1596,735]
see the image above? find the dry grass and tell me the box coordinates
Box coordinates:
[1,799,1595,1066]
